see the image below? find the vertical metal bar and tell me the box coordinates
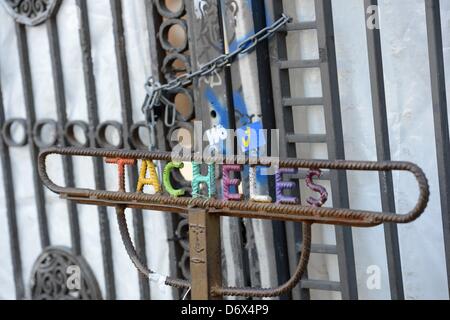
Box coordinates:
[110,0,150,300]
[251,0,291,300]
[217,0,253,294]
[364,0,404,300]
[144,0,182,299]
[315,0,358,300]
[76,0,116,300]
[185,0,251,292]
[266,0,309,300]
[184,0,230,141]
[144,0,164,82]
[217,0,238,134]
[15,23,50,249]
[0,81,25,299]
[425,0,450,294]
[46,15,82,256]
[189,209,222,300]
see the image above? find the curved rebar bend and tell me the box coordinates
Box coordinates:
[116,206,190,290]
[36,148,430,296]
[212,223,312,298]
[116,205,311,298]
[38,147,430,226]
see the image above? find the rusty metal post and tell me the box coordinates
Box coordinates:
[188,208,223,300]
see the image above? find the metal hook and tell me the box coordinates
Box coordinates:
[162,97,177,128]
[142,77,162,114]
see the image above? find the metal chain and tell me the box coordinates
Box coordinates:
[141,14,292,150]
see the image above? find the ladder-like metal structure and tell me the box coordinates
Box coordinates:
[267,0,358,299]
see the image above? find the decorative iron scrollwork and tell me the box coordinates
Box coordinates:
[198,0,238,55]
[30,247,102,300]
[0,0,62,26]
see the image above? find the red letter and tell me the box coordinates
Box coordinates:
[105,158,136,192]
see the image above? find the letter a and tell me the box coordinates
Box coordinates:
[137,160,161,194]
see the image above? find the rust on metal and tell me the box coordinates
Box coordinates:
[39,147,430,227]
[38,147,430,298]
[188,209,222,300]
[105,157,136,192]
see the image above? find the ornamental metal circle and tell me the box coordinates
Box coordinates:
[0,0,62,26]
[30,247,102,300]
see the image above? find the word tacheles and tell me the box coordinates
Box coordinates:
[38,147,430,228]
[104,157,328,207]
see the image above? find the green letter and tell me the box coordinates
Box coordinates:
[163,162,185,197]
[192,162,216,198]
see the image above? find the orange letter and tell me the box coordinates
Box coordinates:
[105,158,136,192]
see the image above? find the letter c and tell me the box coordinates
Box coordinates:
[163,162,186,197]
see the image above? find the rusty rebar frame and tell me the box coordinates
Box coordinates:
[0,0,445,301]
[39,147,429,227]
[37,147,429,298]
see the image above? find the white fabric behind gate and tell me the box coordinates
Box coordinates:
[0,0,449,299]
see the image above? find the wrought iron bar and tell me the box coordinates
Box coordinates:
[425,0,450,294]
[217,0,255,297]
[266,0,308,300]
[15,23,50,249]
[76,0,116,300]
[251,0,293,300]
[184,0,253,294]
[110,0,150,300]
[46,13,82,256]
[0,79,25,299]
[315,0,358,299]
[364,0,404,300]
[143,0,184,299]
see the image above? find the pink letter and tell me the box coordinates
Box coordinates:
[222,165,243,201]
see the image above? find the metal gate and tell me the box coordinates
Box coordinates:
[0,0,449,300]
